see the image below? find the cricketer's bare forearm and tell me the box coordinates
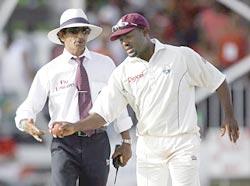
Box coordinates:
[216,80,234,117]
[120,130,131,140]
[74,113,106,132]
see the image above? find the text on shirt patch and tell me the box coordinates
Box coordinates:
[128,71,144,83]
[55,80,75,91]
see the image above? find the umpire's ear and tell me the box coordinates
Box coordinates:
[57,31,65,44]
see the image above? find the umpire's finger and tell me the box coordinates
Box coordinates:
[58,122,68,130]
[33,134,43,142]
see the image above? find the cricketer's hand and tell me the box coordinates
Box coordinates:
[220,116,239,143]
[112,143,132,167]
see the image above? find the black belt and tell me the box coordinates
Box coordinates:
[74,129,106,137]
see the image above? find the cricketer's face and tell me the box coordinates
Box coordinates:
[58,27,90,56]
[118,29,148,58]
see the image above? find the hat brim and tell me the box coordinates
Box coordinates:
[110,27,135,41]
[48,23,103,45]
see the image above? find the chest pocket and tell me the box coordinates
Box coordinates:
[49,89,70,110]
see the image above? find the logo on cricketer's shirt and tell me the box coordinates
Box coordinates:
[162,66,171,75]
[128,71,144,83]
[191,155,197,160]
[162,69,171,74]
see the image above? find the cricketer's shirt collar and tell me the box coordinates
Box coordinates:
[151,38,166,54]
[128,38,166,62]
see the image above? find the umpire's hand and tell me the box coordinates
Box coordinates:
[21,119,45,142]
[112,143,132,167]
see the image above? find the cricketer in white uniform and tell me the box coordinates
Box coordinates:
[52,13,239,186]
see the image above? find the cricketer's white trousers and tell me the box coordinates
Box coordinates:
[136,133,201,186]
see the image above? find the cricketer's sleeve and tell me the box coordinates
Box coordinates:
[183,47,225,92]
[90,70,129,126]
[112,108,133,133]
[100,57,133,133]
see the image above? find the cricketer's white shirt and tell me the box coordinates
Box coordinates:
[91,39,225,137]
[15,48,132,133]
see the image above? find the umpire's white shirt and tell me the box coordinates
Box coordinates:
[15,48,132,133]
[91,39,225,137]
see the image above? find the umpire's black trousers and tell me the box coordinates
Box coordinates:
[50,131,110,186]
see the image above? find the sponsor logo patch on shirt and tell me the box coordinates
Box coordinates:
[128,71,144,83]
[55,80,75,91]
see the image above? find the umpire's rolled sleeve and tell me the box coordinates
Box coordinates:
[15,116,25,131]
[15,112,35,131]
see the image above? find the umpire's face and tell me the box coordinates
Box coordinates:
[119,28,148,58]
[58,27,91,56]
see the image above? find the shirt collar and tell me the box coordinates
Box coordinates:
[127,38,166,63]
[62,47,92,63]
[151,38,166,53]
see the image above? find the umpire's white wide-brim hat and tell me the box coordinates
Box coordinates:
[48,8,103,45]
